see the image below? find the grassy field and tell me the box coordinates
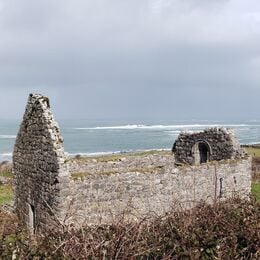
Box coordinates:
[0,184,13,204]
[244,146,260,157]
[0,170,13,205]
[252,182,260,201]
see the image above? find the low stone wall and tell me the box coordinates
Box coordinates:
[57,156,251,226]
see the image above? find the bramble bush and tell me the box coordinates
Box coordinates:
[0,197,259,259]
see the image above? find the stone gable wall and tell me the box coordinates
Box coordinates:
[13,94,68,231]
[173,128,245,165]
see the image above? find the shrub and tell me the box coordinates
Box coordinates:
[0,197,259,259]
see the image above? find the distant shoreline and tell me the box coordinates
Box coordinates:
[2,145,260,163]
[0,148,172,162]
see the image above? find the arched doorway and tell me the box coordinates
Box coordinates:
[192,141,211,165]
[198,142,209,163]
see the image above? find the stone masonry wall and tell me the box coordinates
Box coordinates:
[13,94,69,231]
[57,156,251,226]
[173,128,245,165]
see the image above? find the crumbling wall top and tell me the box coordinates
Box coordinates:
[172,127,245,165]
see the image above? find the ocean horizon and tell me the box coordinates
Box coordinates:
[1,118,260,161]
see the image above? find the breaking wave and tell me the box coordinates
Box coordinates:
[0,135,16,139]
[0,153,12,161]
[66,148,170,158]
[73,124,249,131]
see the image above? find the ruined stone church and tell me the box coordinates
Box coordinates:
[13,94,251,232]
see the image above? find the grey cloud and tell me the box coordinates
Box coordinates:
[0,0,259,120]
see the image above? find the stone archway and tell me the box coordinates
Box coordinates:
[192,140,211,165]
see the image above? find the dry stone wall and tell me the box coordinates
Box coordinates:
[13,94,252,232]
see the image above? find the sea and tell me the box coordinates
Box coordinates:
[1,119,260,161]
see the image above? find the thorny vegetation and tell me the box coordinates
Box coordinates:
[0,197,259,259]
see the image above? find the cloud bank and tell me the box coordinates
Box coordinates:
[0,0,259,120]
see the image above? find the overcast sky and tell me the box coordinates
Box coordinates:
[0,0,260,121]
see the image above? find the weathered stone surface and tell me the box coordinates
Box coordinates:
[13,94,69,231]
[172,128,245,165]
[61,156,251,225]
[13,94,252,232]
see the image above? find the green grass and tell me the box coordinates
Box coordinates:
[252,182,260,201]
[0,171,13,178]
[245,147,260,157]
[0,184,13,205]
[0,169,13,205]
